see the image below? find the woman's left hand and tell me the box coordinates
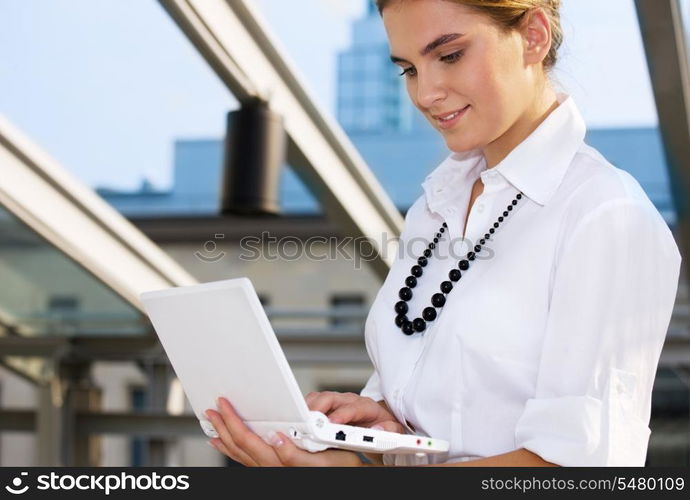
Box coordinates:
[205,397,364,467]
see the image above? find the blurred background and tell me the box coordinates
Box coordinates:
[0,0,689,466]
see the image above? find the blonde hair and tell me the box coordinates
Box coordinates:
[375,0,563,70]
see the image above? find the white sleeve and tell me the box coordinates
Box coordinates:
[514,199,682,466]
[360,370,384,402]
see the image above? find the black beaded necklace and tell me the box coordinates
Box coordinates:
[394,191,525,335]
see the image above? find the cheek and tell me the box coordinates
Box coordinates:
[466,58,523,131]
[456,62,507,130]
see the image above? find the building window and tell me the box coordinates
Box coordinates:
[330,294,365,329]
[48,295,79,313]
[47,294,80,334]
[129,386,147,466]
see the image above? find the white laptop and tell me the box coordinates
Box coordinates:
[139,277,449,456]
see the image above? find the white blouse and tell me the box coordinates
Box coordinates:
[360,93,682,466]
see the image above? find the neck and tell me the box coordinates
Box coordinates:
[482,85,559,169]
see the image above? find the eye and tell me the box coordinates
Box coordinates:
[397,50,465,79]
[440,50,464,64]
[399,66,417,78]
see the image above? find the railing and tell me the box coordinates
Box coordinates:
[8,306,370,337]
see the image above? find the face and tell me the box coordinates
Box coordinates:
[382,0,539,153]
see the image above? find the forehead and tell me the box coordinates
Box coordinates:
[382,0,493,38]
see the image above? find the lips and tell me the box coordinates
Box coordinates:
[433,105,470,122]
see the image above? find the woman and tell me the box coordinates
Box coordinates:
[205,0,681,466]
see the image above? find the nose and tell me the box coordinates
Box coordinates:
[415,71,447,110]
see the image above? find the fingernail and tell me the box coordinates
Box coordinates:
[371,425,384,430]
[207,440,216,448]
[268,431,284,447]
[205,409,213,418]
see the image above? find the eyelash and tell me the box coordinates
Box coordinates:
[398,50,465,78]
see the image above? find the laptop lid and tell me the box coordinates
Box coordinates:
[140,277,311,425]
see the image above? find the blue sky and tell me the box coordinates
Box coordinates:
[0,0,662,191]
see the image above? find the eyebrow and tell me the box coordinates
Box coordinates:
[389,33,464,64]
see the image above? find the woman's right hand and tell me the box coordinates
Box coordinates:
[305,391,405,433]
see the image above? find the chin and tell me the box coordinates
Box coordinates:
[444,135,483,154]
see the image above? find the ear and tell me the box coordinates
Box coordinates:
[519,7,552,67]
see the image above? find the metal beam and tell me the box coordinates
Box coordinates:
[35,380,64,466]
[0,307,49,385]
[0,334,370,366]
[158,0,404,279]
[5,331,690,368]
[635,0,690,285]
[0,116,198,312]
[75,412,200,438]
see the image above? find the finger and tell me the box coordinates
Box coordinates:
[305,391,339,413]
[304,391,320,406]
[205,409,257,465]
[269,431,322,467]
[326,404,362,425]
[372,420,405,434]
[205,408,266,466]
[215,398,282,466]
[328,399,384,425]
[209,437,257,467]
[307,391,358,414]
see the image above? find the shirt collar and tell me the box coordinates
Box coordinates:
[422,93,586,210]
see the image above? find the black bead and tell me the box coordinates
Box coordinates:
[516,193,522,199]
[397,195,522,336]
[431,293,446,307]
[402,321,415,335]
[422,306,437,321]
